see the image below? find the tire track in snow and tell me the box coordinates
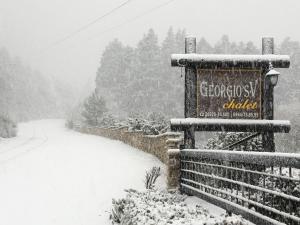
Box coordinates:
[0,125,36,155]
[0,126,48,165]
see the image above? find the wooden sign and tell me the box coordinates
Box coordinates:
[197,69,262,119]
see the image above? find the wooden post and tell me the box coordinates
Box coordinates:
[184,36,197,149]
[262,37,275,152]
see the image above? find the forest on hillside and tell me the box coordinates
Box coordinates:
[0,47,75,123]
[94,27,300,152]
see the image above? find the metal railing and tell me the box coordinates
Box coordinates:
[180,149,300,225]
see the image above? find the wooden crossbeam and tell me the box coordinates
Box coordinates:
[170,118,291,133]
[171,54,290,68]
[180,149,300,169]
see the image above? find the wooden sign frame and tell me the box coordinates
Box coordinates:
[170,36,290,151]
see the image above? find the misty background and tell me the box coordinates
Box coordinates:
[0,0,299,151]
[1,0,300,89]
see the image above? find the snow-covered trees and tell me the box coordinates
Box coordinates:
[94,30,299,152]
[277,37,300,104]
[81,91,107,126]
[120,29,171,115]
[96,39,133,88]
[94,29,273,120]
[274,38,300,152]
[95,28,185,118]
[0,47,75,122]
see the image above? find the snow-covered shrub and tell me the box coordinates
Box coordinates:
[145,167,161,189]
[127,117,144,132]
[205,132,263,151]
[127,112,169,135]
[0,115,17,138]
[109,189,249,225]
[65,102,86,130]
[142,113,169,135]
[99,113,118,127]
[143,112,169,135]
[110,198,127,224]
[76,108,169,134]
[65,119,74,129]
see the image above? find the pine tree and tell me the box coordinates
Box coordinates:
[161,27,176,75]
[135,28,160,79]
[244,41,259,54]
[277,37,300,104]
[95,39,134,114]
[81,92,107,126]
[161,27,184,117]
[120,29,162,114]
[214,35,231,53]
[174,29,186,53]
[96,39,133,88]
[197,38,214,54]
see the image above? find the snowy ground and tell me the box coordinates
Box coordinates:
[0,119,167,225]
[0,119,232,225]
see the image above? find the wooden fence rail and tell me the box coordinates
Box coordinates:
[170,118,291,133]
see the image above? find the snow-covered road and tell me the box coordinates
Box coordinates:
[0,120,165,225]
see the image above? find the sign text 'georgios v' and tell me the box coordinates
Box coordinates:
[197,69,262,119]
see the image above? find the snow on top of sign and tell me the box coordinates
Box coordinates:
[170,118,291,126]
[171,54,290,62]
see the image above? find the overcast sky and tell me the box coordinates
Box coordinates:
[1,0,299,90]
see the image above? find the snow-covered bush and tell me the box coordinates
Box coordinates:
[145,167,161,189]
[65,102,86,130]
[99,113,118,127]
[205,132,263,151]
[127,112,169,135]
[0,115,17,138]
[127,118,144,131]
[142,113,169,135]
[65,119,74,129]
[110,198,127,224]
[72,104,169,134]
[110,189,249,225]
